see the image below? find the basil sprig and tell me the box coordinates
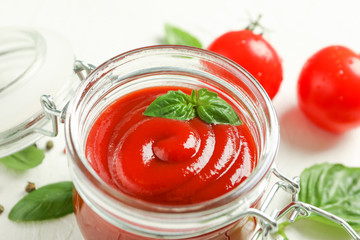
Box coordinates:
[299,163,360,230]
[278,163,360,239]
[144,88,242,125]
[164,23,202,48]
[0,145,44,170]
[9,181,73,221]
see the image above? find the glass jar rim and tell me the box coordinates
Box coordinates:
[66,44,279,210]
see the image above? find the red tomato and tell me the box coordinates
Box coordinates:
[297,45,360,133]
[208,29,283,99]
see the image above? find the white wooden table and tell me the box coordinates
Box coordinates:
[1,0,360,239]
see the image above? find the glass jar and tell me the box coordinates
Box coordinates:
[64,45,279,240]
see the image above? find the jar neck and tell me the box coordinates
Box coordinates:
[69,157,269,238]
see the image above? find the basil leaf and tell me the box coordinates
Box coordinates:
[0,145,44,170]
[299,163,360,230]
[164,24,202,48]
[196,89,242,125]
[190,89,197,105]
[143,90,196,120]
[9,181,73,221]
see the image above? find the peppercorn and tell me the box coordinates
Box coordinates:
[0,204,4,215]
[46,140,54,151]
[25,182,36,193]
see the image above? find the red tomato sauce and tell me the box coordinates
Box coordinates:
[85,86,257,204]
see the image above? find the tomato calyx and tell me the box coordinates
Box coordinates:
[245,14,266,35]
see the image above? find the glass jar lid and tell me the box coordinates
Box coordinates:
[0,27,75,157]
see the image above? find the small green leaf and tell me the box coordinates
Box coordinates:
[164,24,202,48]
[196,89,242,125]
[9,181,74,221]
[0,145,44,170]
[190,89,197,105]
[143,90,196,120]
[299,163,360,230]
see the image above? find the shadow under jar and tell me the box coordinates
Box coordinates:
[65,45,279,240]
